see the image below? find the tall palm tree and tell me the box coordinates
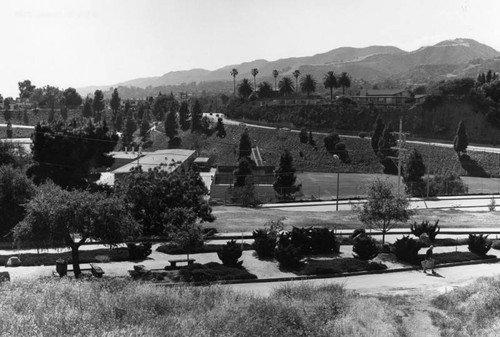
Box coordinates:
[292,70,301,93]
[230,69,238,97]
[300,74,317,98]
[278,77,294,96]
[338,72,351,95]
[251,68,259,92]
[238,78,253,99]
[272,70,279,91]
[323,71,337,101]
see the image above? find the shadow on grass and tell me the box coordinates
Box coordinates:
[459,154,490,178]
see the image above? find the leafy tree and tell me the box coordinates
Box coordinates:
[14,183,139,277]
[0,165,35,237]
[403,149,426,196]
[230,68,238,97]
[278,77,294,96]
[115,111,124,132]
[169,208,204,261]
[164,108,178,140]
[18,80,35,100]
[178,101,191,131]
[257,81,273,98]
[293,70,301,92]
[232,175,260,207]
[82,96,93,118]
[338,72,351,95]
[62,87,82,107]
[251,68,259,92]
[3,97,11,111]
[60,106,68,121]
[300,74,317,97]
[238,129,252,159]
[323,71,337,101]
[215,117,226,138]
[453,120,468,158]
[357,179,413,245]
[3,108,11,122]
[123,115,137,148]
[191,99,203,133]
[152,93,179,121]
[139,116,149,139]
[92,90,105,121]
[371,116,385,154]
[273,150,300,200]
[234,157,253,187]
[299,128,308,143]
[27,121,118,189]
[324,132,340,153]
[238,79,253,99]
[0,141,29,168]
[116,166,214,236]
[272,69,279,91]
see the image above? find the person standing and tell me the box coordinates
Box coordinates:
[422,245,435,274]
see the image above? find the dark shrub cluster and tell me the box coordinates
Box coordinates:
[290,227,339,255]
[217,239,243,267]
[410,220,440,242]
[127,242,152,260]
[350,228,366,239]
[275,232,302,270]
[352,234,379,260]
[468,234,492,256]
[253,229,277,259]
[393,236,421,263]
[178,262,257,283]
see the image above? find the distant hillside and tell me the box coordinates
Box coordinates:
[77,38,500,94]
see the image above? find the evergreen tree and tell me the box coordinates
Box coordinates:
[238,129,252,159]
[215,117,226,138]
[92,90,105,120]
[140,117,150,139]
[23,110,29,125]
[82,96,93,118]
[233,157,253,187]
[299,128,308,143]
[453,120,468,158]
[371,116,385,154]
[273,150,300,200]
[110,88,121,128]
[378,123,397,158]
[178,101,191,131]
[308,131,316,146]
[191,100,203,132]
[403,148,426,196]
[115,111,124,131]
[165,108,178,140]
[123,116,137,148]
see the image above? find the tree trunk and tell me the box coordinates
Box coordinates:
[71,243,81,278]
[381,229,386,245]
[330,88,333,102]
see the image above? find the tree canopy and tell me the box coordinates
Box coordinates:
[323,71,337,101]
[453,120,468,157]
[338,72,351,95]
[238,79,253,99]
[300,74,317,97]
[14,183,139,277]
[62,87,82,107]
[27,120,118,189]
[278,77,294,96]
[273,150,300,200]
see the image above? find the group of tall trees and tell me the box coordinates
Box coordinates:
[230,69,351,101]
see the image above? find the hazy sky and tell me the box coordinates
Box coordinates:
[2,0,499,97]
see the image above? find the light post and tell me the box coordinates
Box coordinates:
[333,155,340,211]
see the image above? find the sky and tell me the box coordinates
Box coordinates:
[2,0,500,97]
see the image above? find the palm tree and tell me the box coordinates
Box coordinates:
[278,77,294,96]
[292,70,301,93]
[272,70,279,91]
[251,68,259,92]
[258,81,273,98]
[300,74,317,97]
[238,78,253,99]
[323,71,337,101]
[230,69,238,97]
[338,72,351,95]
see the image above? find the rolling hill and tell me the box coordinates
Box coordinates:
[77,38,500,95]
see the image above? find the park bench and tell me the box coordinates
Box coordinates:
[168,258,195,268]
[90,263,104,278]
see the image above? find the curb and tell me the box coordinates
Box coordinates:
[153,257,500,287]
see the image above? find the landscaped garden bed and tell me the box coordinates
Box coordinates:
[175,262,257,283]
[156,242,253,255]
[297,258,387,276]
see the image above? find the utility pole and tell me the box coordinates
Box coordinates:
[388,118,408,194]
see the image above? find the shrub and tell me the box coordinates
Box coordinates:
[350,228,366,239]
[275,232,301,270]
[252,229,276,259]
[492,240,500,250]
[393,236,421,263]
[468,234,492,256]
[366,261,387,271]
[127,242,152,260]
[352,234,379,260]
[178,262,257,282]
[410,220,440,242]
[358,132,367,139]
[425,173,468,196]
[290,227,339,255]
[217,239,243,267]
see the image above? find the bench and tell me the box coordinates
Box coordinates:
[168,258,195,268]
[90,263,104,278]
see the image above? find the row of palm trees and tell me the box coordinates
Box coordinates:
[230,68,351,101]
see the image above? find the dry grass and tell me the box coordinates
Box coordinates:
[0,279,404,336]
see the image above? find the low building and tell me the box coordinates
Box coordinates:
[351,89,416,106]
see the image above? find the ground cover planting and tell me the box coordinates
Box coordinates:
[156,242,253,255]
[0,127,32,138]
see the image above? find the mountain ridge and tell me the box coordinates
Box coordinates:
[77,38,500,96]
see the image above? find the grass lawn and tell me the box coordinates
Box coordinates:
[0,247,132,266]
[208,206,500,233]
